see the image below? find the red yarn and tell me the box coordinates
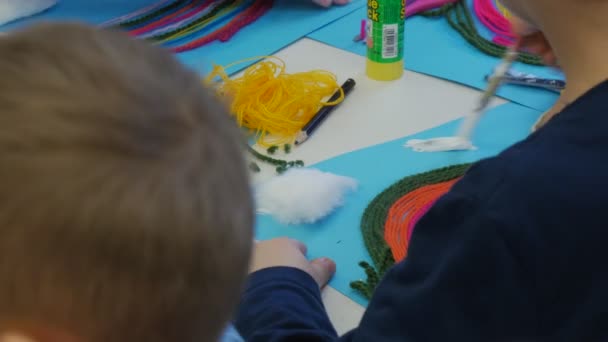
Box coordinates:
[171,0,273,53]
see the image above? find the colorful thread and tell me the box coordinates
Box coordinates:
[113,0,189,29]
[130,1,215,37]
[102,0,273,53]
[99,0,170,27]
[473,0,515,46]
[350,163,471,299]
[173,0,273,53]
[419,0,543,65]
[205,56,345,146]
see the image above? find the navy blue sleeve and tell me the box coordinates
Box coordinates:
[234,266,338,341]
[343,163,538,341]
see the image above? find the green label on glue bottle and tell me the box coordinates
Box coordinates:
[366,0,405,63]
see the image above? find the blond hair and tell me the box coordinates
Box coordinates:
[0,22,253,342]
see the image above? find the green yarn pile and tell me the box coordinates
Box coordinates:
[350,163,472,299]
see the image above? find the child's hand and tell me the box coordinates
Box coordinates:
[312,0,350,8]
[510,16,557,66]
[250,238,336,288]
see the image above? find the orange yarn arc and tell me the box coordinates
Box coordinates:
[384,178,460,262]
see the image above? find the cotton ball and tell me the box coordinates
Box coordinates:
[255,168,357,225]
[0,0,57,27]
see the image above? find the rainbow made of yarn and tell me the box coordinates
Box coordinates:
[351,163,471,299]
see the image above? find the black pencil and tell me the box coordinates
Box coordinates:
[295,78,356,145]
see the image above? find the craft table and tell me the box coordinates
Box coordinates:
[0,1,547,337]
[251,37,507,334]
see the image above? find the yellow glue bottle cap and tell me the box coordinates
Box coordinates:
[366,58,404,81]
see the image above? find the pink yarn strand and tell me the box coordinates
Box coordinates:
[473,0,515,46]
[407,200,436,241]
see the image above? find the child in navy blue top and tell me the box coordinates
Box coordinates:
[234,0,608,340]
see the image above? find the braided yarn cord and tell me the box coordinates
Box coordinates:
[351,163,471,299]
[105,0,273,53]
[116,0,186,28]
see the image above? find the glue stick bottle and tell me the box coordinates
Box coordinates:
[365,0,405,81]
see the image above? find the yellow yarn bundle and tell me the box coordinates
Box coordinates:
[205,56,344,146]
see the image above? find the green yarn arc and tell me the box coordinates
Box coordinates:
[351,163,472,299]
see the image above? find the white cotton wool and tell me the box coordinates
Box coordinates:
[0,0,57,27]
[255,168,358,225]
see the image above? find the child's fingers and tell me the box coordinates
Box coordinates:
[287,238,308,255]
[518,32,547,49]
[542,51,557,66]
[309,257,336,288]
[524,41,550,57]
[521,41,557,65]
[517,33,558,65]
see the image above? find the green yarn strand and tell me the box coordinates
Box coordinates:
[350,261,380,299]
[246,145,304,174]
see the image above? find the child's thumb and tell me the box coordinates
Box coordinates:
[309,257,337,288]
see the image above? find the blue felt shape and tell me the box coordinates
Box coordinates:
[255,101,542,306]
[0,0,365,74]
[307,0,563,112]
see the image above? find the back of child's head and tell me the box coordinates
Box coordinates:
[0,22,253,342]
